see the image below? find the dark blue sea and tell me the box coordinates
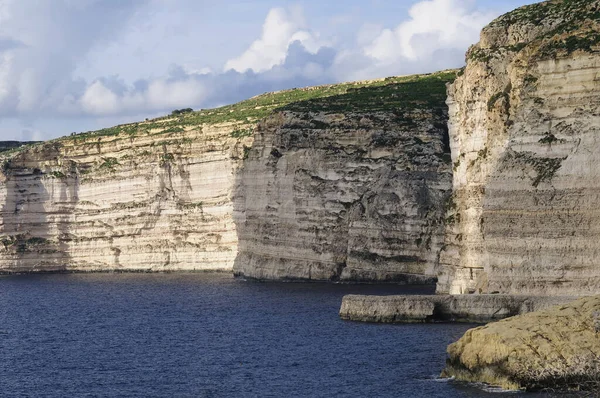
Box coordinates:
[0,273,575,397]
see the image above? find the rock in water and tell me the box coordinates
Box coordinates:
[442,295,600,392]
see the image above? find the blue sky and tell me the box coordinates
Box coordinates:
[0,0,540,141]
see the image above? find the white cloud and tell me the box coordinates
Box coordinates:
[81,80,120,115]
[145,78,206,109]
[222,0,494,83]
[0,0,148,118]
[224,7,324,73]
[364,0,493,64]
[328,0,495,82]
[80,77,207,116]
[0,0,517,141]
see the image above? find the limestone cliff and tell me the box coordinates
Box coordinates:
[438,0,600,295]
[0,120,251,272]
[233,73,454,281]
[0,73,454,277]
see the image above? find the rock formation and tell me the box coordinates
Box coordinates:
[443,295,600,392]
[339,294,574,323]
[0,73,454,278]
[233,73,454,281]
[438,0,600,295]
[0,121,251,272]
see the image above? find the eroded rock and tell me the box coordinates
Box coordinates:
[339,294,574,323]
[443,295,600,392]
[438,0,600,295]
[233,73,454,281]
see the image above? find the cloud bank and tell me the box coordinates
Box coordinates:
[0,0,506,140]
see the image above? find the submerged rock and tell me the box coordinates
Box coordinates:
[442,295,600,392]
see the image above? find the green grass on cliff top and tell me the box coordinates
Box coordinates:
[76,70,454,140]
[467,0,599,63]
[68,70,454,138]
[490,0,599,28]
[0,70,456,156]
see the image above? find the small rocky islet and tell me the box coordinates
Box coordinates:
[1,0,600,393]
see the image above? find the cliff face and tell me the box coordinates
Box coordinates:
[0,121,251,272]
[233,73,453,281]
[0,73,454,278]
[438,0,600,295]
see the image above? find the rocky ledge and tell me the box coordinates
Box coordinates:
[442,295,600,392]
[339,294,574,323]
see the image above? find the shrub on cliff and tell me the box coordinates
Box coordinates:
[171,108,193,116]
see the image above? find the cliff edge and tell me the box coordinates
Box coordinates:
[438,0,600,295]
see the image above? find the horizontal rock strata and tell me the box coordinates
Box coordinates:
[233,72,454,281]
[0,120,252,272]
[443,295,600,391]
[438,0,600,295]
[339,294,575,323]
[0,73,454,279]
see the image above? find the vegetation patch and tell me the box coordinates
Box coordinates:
[310,120,329,129]
[49,171,66,179]
[0,141,36,154]
[1,159,11,174]
[445,213,461,225]
[0,70,456,162]
[230,128,253,138]
[280,71,456,115]
[372,131,399,147]
[510,151,566,187]
[160,153,175,166]
[523,75,539,86]
[0,235,50,253]
[99,157,120,171]
[178,201,203,210]
[468,42,527,64]
[489,0,600,29]
[539,31,600,58]
[538,132,563,145]
[477,147,489,160]
[445,194,457,211]
[487,84,512,112]
[453,159,461,171]
[111,200,151,210]
[471,1,600,64]
[171,108,193,116]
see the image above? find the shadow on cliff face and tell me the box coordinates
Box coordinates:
[231,74,453,281]
[0,144,74,273]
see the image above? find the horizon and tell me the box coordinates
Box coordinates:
[0,0,541,142]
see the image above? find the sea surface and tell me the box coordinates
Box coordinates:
[0,273,578,397]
